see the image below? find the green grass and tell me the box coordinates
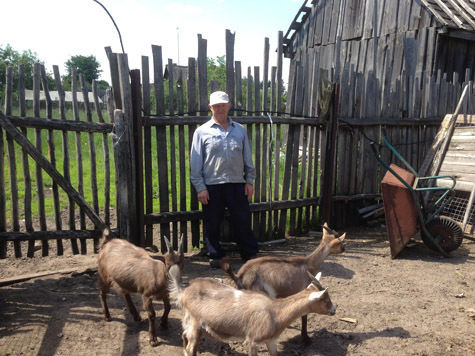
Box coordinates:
[2,105,321,231]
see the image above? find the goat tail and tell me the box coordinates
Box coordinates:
[98,227,113,250]
[220,257,245,289]
[168,264,183,308]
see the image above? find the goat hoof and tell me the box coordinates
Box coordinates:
[104,316,112,322]
[149,338,160,347]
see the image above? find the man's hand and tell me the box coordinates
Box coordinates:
[197,189,210,205]
[244,183,254,201]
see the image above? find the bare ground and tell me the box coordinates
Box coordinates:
[1,227,474,356]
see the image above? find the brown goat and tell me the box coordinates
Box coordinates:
[97,228,184,346]
[221,222,345,343]
[169,266,335,356]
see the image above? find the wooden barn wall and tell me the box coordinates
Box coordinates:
[285,0,475,227]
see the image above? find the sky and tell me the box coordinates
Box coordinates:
[1,0,305,85]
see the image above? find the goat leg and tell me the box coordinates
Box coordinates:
[160,295,171,328]
[301,315,311,344]
[248,341,258,356]
[184,326,201,356]
[123,293,141,322]
[143,295,159,347]
[98,281,111,321]
[265,340,278,356]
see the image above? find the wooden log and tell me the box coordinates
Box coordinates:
[167,59,178,246]
[105,46,122,109]
[253,67,262,237]
[81,74,99,249]
[5,116,112,132]
[170,124,178,246]
[143,115,326,126]
[151,45,165,116]
[18,65,36,256]
[277,31,284,113]
[187,57,200,248]
[130,70,145,247]
[72,70,86,253]
[53,65,77,254]
[177,72,188,251]
[197,35,208,115]
[279,124,295,237]
[0,230,104,242]
[5,66,21,257]
[114,54,137,243]
[41,64,63,255]
[0,111,107,231]
[142,56,153,247]
[226,29,235,110]
[263,37,269,112]
[273,123,281,234]
[144,197,321,224]
[93,79,111,228]
[235,61,243,109]
[298,125,309,232]
[33,63,48,256]
[320,84,339,225]
[247,67,253,115]
[305,126,315,228]
[270,66,277,113]
[0,112,6,257]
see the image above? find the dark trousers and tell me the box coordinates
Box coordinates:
[203,183,258,260]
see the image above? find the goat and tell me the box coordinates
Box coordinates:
[97,228,185,346]
[221,222,345,343]
[169,266,335,356]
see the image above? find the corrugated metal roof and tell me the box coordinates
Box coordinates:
[420,0,475,31]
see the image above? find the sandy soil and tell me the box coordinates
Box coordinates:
[1,227,474,356]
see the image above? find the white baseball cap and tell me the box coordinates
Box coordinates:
[209,91,230,106]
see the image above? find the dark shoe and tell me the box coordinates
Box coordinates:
[242,254,258,262]
[209,258,222,269]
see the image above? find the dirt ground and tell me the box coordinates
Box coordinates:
[1,226,474,356]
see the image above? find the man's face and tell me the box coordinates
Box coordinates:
[209,102,231,121]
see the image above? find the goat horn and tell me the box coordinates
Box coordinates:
[306,271,324,291]
[323,224,339,236]
[163,236,174,254]
[178,233,184,255]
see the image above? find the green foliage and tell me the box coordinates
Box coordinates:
[64,55,103,90]
[0,44,48,99]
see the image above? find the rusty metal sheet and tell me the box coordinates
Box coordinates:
[381,164,419,258]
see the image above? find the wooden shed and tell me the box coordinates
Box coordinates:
[283,0,475,119]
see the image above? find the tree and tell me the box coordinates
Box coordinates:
[0,44,46,95]
[64,55,103,88]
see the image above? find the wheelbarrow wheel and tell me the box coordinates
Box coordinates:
[422,216,464,253]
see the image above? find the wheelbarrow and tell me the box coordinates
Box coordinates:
[371,136,464,258]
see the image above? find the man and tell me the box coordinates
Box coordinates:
[190,91,258,268]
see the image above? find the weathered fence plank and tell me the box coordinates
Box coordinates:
[72,71,87,254]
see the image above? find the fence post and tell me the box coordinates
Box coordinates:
[112,53,138,243]
[320,83,339,226]
[130,69,145,247]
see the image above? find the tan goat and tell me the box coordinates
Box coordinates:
[221,222,345,342]
[97,228,184,346]
[169,266,335,356]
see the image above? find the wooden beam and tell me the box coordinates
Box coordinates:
[0,111,107,230]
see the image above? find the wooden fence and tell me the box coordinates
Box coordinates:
[0,63,112,258]
[1,28,473,258]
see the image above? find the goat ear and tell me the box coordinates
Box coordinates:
[306,271,324,291]
[339,233,346,241]
[163,236,173,254]
[178,234,184,256]
[315,272,322,281]
[309,289,327,301]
